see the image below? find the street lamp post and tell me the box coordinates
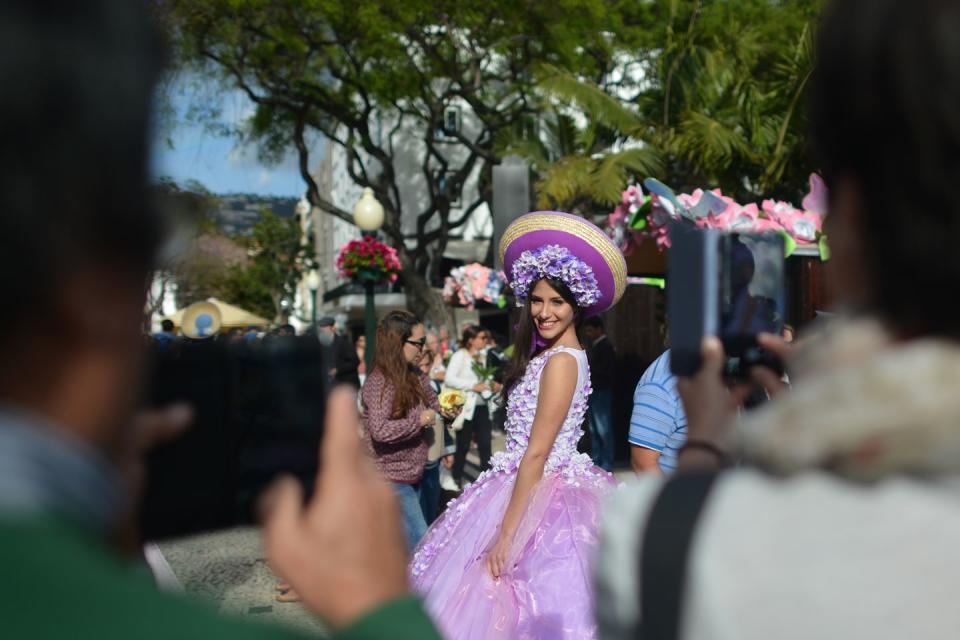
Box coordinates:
[306,269,321,334]
[353,188,385,372]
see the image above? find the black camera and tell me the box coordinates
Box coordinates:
[139,335,329,540]
[667,224,785,379]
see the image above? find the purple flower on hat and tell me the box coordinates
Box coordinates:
[509,244,601,309]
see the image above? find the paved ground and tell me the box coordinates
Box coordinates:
[155,430,635,636]
[155,433,507,635]
[157,527,328,635]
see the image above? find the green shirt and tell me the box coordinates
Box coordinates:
[0,518,440,640]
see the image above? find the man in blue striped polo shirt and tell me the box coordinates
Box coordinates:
[628,349,687,474]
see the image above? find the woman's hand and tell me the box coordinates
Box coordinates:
[472,382,488,393]
[486,532,514,579]
[441,454,454,469]
[440,405,462,422]
[419,408,437,427]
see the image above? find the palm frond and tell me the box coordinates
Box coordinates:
[535,64,642,136]
[535,155,598,210]
[589,146,663,205]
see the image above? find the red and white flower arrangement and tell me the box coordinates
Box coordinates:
[335,236,402,284]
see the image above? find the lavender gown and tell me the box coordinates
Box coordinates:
[410,346,617,639]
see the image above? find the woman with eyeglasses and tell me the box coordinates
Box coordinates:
[361,310,458,551]
[444,324,500,489]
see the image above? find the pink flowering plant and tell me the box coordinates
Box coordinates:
[605,173,829,257]
[442,263,507,310]
[335,236,402,284]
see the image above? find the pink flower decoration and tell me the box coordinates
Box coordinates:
[750,218,785,234]
[707,202,757,232]
[622,185,645,212]
[802,173,828,215]
[763,199,820,242]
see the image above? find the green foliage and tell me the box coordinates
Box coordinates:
[219,264,276,322]
[236,209,316,322]
[509,0,823,211]
[158,0,647,325]
[163,181,313,322]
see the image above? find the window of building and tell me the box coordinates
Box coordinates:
[436,169,462,208]
[435,105,462,141]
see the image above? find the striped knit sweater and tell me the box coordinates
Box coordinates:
[360,368,440,483]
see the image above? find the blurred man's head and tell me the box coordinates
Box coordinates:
[811,0,960,339]
[0,1,164,453]
[161,319,175,334]
[317,317,337,334]
[582,315,605,342]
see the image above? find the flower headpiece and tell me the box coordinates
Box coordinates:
[500,211,627,316]
[509,244,601,309]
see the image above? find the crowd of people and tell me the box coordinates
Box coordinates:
[6,0,960,639]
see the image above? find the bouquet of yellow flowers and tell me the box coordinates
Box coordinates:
[438,388,466,411]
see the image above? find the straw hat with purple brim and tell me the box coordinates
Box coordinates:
[499,211,627,316]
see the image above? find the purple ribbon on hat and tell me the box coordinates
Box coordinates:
[514,322,549,355]
[531,329,548,355]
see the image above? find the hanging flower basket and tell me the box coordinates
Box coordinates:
[606,173,830,259]
[442,263,508,310]
[335,236,402,285]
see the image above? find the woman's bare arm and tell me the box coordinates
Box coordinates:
[487,352,577,577]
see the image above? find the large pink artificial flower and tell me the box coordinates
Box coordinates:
[763,198,821,242]
[802,173,828,215]
[708,202,760,232]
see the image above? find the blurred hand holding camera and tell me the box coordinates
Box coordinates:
[113,404,193,555]
[677,335,793,470]
[261,388,410,629]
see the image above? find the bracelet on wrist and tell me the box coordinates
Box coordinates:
[678,438,733,468]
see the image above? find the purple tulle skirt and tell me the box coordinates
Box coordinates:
[409,466,617,639]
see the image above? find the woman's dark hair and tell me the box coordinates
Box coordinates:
[810,0,960,339]
[460,324,483,349]
[501,277,582,403]
[371,310,431,418]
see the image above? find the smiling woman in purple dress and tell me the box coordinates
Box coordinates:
[410,212,628,640]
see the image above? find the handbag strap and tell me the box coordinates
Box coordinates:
[638,471,719,640]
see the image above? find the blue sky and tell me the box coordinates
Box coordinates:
[151,75,324,197]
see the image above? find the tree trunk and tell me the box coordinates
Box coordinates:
[402,266,454,332]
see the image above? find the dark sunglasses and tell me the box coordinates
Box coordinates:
[405,338,427,350]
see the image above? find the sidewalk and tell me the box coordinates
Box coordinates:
[153,430,633,635]
[153,432,510,635]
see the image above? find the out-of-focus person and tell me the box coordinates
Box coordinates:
[153,318,178,351]
[582,316,616,471]
[359,310,457,551]
[782,323,796,344]
[318,316,361,389]
[356,334,367,380]
[444,324,499,488]
[437,326,451,357]
[416,349,455,524]
[0,2,440,638]
[597,1,960,638]
[627,349,686,475]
